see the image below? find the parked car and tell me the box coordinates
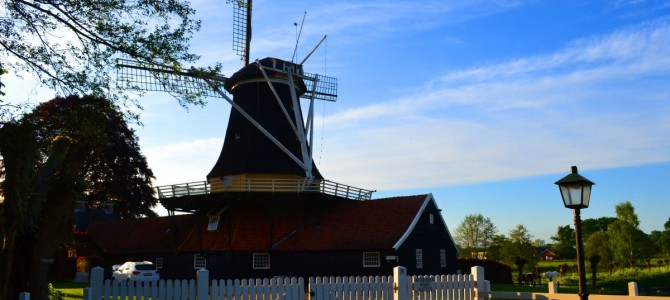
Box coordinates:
[112,261,159,281]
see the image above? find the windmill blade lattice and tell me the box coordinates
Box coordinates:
[302,72,337,102]
[116,59,227,98]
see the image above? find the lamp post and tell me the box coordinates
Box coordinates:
[555,166,594,300]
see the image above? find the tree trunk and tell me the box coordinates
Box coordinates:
[0,123,78,300]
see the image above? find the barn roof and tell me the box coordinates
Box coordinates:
[178,194,430,252]
[86,194,434,254]
[87,214,197,254]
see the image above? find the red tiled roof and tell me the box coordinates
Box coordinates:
[87,194,431,254]
[87,214,197,254]
[178,195,429,252]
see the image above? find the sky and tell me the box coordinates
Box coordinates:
[3,0,670,242]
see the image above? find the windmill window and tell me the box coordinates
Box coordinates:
[363,252,380,267]
[207,216,220,231]
[223,176,233,188]
[194,254,206,269]
[440,249,447,268]
[253,253,270,269]
[429,213,434,224]
[155,258,163,269]
[416,249,423,269]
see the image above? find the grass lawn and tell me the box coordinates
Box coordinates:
[52,282,86,300]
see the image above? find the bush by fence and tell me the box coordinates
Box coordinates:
[458,259,513,284]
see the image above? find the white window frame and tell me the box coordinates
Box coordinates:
[253,253,270,269]
[416,249,423,269]
[207,216,220,231]
[440,249,447,268]
[363,252,380,267]
[194,254,206,269]
[155,257,163,269]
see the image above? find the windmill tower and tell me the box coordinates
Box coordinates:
[117,0,373,209]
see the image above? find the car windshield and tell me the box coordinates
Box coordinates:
[134,264,156,271]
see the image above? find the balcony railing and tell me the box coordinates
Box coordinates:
[155,178,375,201]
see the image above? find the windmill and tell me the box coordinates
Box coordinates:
[117,0,373,206]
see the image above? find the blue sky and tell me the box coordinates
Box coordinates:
[4,0,670,242]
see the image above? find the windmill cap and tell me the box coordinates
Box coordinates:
[224,57,307,94]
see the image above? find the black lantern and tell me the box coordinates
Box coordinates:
[555,166,594,209]
[555,166,595,300]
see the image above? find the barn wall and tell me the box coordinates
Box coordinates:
[132,250,405,280]
[396,199,458,275]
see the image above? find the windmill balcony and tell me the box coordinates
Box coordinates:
[155,178,375,201]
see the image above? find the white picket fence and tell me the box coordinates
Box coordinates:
[84,266,482,300]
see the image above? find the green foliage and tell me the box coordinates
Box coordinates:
[608,201,646,268]
[454,213,498,258]
[615,201,640,227]
[0,0,216,117]
[581,216,616,238]
[501,224,539,278]
[48,283,65,300]
[551,225,576,259]
[585,231,612,267]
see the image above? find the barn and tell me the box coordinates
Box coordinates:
[86,193,457,279]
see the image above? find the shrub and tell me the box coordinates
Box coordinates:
[76,256,103,272]
[457,259,513,284]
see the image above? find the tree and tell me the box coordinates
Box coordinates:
[454,214,498,258]
[0,0,217,116]
[608,201,645,268]
[502,224,539,281]
[486,234,508,262]
[19,95,156,218]
[0,95,155,299]
[550,225,575,259]
[585,230,612,268]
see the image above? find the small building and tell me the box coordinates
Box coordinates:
[87,194,458,279]
[539,249,557,260]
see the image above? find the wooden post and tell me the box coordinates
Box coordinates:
[472,266,487,300]
[628,282,639,296]
[548,282,558,294]
[393,266,407,300]
[90,267,104,300]
[197,268,209,298]
[18,292,29,300]
[82,288,91,300]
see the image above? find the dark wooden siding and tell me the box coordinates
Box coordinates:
[396,200,458,275]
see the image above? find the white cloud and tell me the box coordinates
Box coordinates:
[144,138,223,186]
[313,18,670,191]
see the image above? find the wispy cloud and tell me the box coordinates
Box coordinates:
[314,18,670,191]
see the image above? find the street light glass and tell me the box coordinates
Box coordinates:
[555,166,594,209]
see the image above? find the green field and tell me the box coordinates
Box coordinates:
[509,259,670,296]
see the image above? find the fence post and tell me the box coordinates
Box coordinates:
[82,288,91,300]
[393,266,407,300]
[18,292,29,300]
[197,268,209,298]
[628,282,639,296]
[548,282,558,294]
[90,266,104,300]
[471,266,486,300]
